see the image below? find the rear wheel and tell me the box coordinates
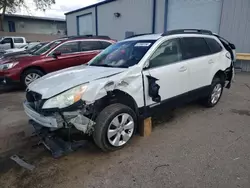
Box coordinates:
[202,77,223,107]
[93,103,137,152]
[21,68,44,87]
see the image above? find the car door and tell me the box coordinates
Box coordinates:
[78,40,106,64]
[43,41,82,72]
[13,37,25,48]
[0,38,12,51]
[181,37,213,91]
[143,38,189,107]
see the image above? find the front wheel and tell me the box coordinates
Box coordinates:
[21,69,44,88]
[93,103,137,152]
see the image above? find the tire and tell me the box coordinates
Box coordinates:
[21,68,44,88]
[202,76,224,107]
[93,103,137,152]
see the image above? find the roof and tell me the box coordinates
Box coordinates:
[123,34,163,41]
[65,0,117,15]
[124,29,215,41]
[2,14,65,22]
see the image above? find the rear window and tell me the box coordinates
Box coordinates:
[205,38,222,54]
[14,38,24,43]
[80,41,102,51]
[182,37,211,59]
[100,41,112,49]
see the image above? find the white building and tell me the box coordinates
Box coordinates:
[65,0,250,71]
[2,14,66,35]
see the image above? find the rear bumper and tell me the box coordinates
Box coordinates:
[225,65,234,89]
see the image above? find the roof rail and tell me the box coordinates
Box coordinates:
[67,35,111,40]
[125,33,153,39]
[162,29,212,36]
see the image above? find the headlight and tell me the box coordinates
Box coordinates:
[42,85,88,109]
[0,62,19,70]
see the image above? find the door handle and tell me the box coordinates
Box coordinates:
[208,60,214,64]
[179,66,187,72]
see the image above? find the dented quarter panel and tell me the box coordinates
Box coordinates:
[81,65,145,108]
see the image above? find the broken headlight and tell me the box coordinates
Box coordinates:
[42,85,88,109]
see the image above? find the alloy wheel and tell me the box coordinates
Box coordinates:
[211,83,222,104]
[107,113,134,147]
[25,73,41,86]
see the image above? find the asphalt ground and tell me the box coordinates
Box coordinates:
[0,73,249,188]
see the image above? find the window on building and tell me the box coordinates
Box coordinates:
[14,38,24,43]
[182,37,211,59]
[8,21,16,32]
[149,39,183,68]
[205,38,222,54]
[79,41,102,51]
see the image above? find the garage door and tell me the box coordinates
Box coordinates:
[167,0,223,33]
[78,14,93,35]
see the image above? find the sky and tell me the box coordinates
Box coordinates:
[18,0,104,19]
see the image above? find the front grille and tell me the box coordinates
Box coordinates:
[26,91,43,112]
[26,91,42,102]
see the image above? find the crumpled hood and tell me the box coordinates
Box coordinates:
[28,65,125,99]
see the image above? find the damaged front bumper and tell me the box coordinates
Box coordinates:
[30,120,87,158]
[23,101,95,132]
[23,101,60,128]
[23,101,96,157]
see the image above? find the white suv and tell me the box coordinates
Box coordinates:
[23,29,235,156]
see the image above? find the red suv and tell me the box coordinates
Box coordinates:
[0,36,115,87]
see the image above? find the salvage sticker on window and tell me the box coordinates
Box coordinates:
[135,43,151,47]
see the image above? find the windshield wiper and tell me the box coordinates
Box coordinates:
[90,64,115,68]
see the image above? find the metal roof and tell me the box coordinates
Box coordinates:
[2,14,65,22]
[65,0,117,15]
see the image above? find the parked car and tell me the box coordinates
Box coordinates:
[4,42,40,54]
[0,36,26,52]
[23,29,235,157]
[0,42,49,59]
[0,36,115,87]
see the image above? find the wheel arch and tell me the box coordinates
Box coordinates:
[21,66,46,79]
[212,70,226,85]
[94,89,140,117]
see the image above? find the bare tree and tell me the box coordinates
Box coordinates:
[0,0,55,31]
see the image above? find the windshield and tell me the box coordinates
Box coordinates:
[89,40,155,68]
[32,40,63,55]
[27,42,47,53]
[18,44,27,49]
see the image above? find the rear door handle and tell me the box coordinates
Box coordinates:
[179,66,187,72]
[208,60,214,64]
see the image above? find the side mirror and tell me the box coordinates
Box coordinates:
[52,51,61,58]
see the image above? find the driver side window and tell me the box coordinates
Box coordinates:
[2,38,12,44]
[149,38,182,69]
